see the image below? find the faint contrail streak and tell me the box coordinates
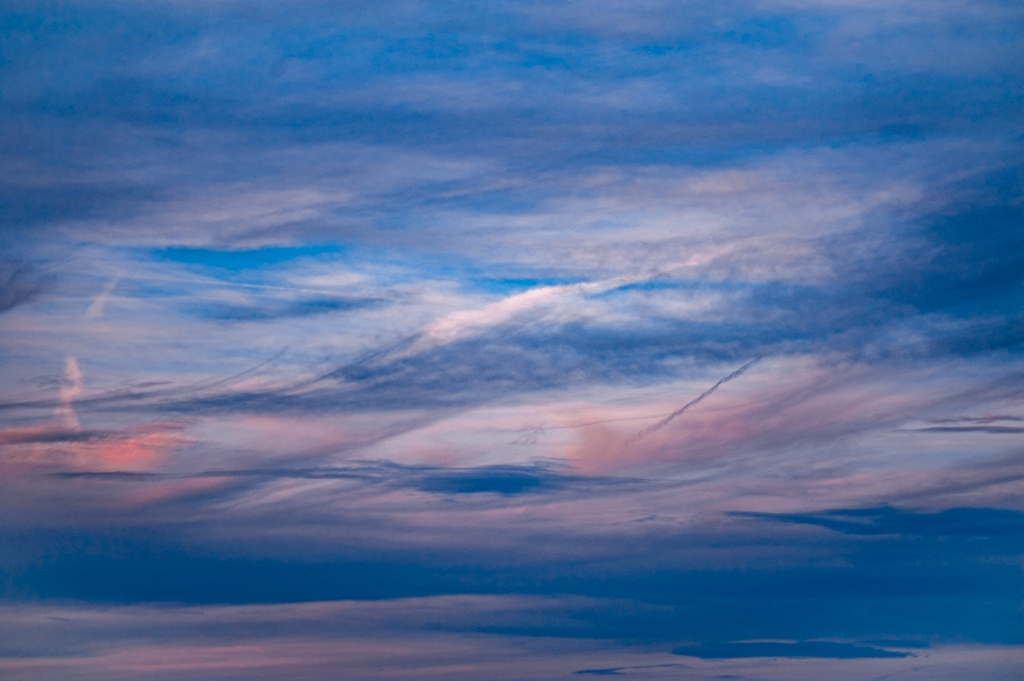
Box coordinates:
[634,357,763,440]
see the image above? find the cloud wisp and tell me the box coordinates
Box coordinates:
[635,356,762,440]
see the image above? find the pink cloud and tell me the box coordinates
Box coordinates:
[0,421,191,473]
[563,361,938,474]
[122,476,232,507]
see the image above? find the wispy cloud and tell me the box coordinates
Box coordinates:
[0,262,51,315]
[635,357,762,440]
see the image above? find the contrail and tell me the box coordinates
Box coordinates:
[634,357,763,440]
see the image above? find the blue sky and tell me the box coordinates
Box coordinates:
[1,1,1022,679]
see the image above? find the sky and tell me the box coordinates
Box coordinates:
[0,1,1022,679]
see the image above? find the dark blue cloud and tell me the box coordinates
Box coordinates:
[861,638,930,649]
[2,2,1019,209]
[914,425,1024,433]
[413,465,567,495]
[201,297,383,321]
[2,504,1020,644]
[575,664,690,676]
[673,641,911,659]
[731,505,1024,540]
[0,262,52,314]
[49,459,626,497]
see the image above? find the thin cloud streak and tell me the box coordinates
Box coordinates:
[635,357,763,440]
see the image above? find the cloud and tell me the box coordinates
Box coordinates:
[731,506,1024,540]
[0,262,51,315]
[0,421,191,472]
[200,296,383,321]
[635,357,762,439]
[575,664,690,675]
[48,460,636,506]
[913,425,1024,434]
[673,641,911,659]
[84,278,119,320]
[3,596,1012,681]
[54,356,84,429]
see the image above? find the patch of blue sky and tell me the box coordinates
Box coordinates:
[723,16,802,49]
[147,245,558,308]
[469,277,587,295]
[151,245,347,272]
[605,280,759,295]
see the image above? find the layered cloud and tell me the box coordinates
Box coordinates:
[0,0,1021,678]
